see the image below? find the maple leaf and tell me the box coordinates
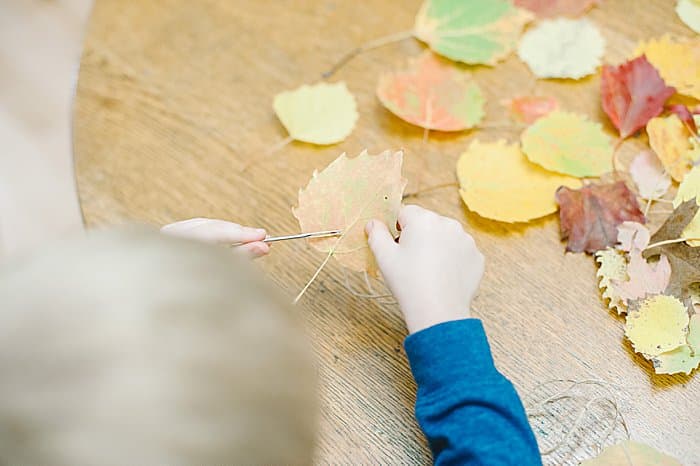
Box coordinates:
[502,95,559,124]
[556,181,645,253]
[517,18,605,79]
[643,199,700,297]
[521,111,613,177]
[293,150,406,275]
[652,314,700,375]
[600,56,675,139]
[273,82,358,145]
[634,35,700,100]
[414,0,533,66]
[376,52,484,131]
[580,440,682,465]
[629,150,671,200]
[677,0,700,34]
[647,114,700,182]
[514,0,600,18]
[456,140,580,223]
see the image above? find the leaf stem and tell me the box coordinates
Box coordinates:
[403,181,459,199]
[322,30,414,79]
[293,247,334,304]
[645,237,700,250]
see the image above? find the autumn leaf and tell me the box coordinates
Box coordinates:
[651,314,700,375]
[629,150,671,200]
[556,182,645,253]
[502,95,559,124]
[677,0,700,34]
[521,111,613,177]
[595,248,627,313]
[611,249,670,304]
[634,35,700,100]
[414,0,533,66]
[580,440,682,465]
[376,52,484,131]
[673,166,700,246]
[617,221,651,252]
[456,140,581,223]
[647,114,700,182]
[517,18,605,79]
[293,150,406,275]
[600,55,675,139]
[667,104,699,134]
[643,199,700,297]
[273,82,358,145]
[625,295,689,357]
[514,0,600,18]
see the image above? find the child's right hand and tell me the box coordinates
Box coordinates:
[365,205,484,334]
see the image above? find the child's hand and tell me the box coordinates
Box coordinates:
[161,218,269,258]
[365,205,484,334]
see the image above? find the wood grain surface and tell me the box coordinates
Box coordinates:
[73,1,699,464]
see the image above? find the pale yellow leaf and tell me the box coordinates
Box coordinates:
[647,114,700,182]
[595,248,627,313]
[273,82,358,145]
[625,295,690,357]
[581,440,682,466]
[634,35,700,100]
[652,314,700,375]
[677,0,700,34]
[673,165,700,246]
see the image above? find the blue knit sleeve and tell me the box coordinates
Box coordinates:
[404,319,542,466]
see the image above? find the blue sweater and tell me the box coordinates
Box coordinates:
[404,319,542,466]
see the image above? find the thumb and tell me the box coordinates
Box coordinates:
[365,219,398,271]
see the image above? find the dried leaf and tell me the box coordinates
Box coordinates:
[625,295,689,357]
[517,18,605,79]
[600,56,675,139]
[647,114,700,182]
[293,150,406,274]
[595,248,627,313]
[635,35,700,100]
[643,200,700,297]
[581,440,682,466]
[456,140,581,222]
[677,0,700,34]
[617,221,651,252]
[502,95,559,124]
[521,111,614,177]
[673,166,700,246]
[611,249,671,304]
[652,314,700,375]
[556,182,645,253]
[514,0,600,18]
[273,82,358,145]
[629,150,671,200]
[376,52,484,131]
[414,0,533,66]
[667,104,699,134]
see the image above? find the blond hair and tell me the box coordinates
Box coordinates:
[0,227,317,465]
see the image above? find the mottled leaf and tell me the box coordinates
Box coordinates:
[502,95,559,124]
[625,295,689,357]
[652,314,700,375]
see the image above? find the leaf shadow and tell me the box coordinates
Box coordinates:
[621,338,694,389]
[460,203,559,238]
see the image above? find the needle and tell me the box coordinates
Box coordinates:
[230,229,342,247]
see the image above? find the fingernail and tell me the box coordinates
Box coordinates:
[365,220,375,234]
[255,228,266,235]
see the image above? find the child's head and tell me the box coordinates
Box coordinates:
[0,227,317,465]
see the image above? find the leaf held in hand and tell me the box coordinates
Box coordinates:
[595,248,628,313]
[629,150,671,200]
[456,140,581,223]
[521,111,613,177]
[517,18,605,79]
[676,0,700,34]
[514,0,600,18]
[376,52,485,131]
[293,150,406,275]
[600,56,675,139]
[580,440,682,465]
[634,35,700,100]
[647,114,700,182]
[414,0,533,66]
[503,95,559,124]
[273,82,358,145]
[556,182,645,253]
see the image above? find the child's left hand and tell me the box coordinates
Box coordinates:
[161,218,269,258]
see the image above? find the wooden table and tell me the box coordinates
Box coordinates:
[74,1,700,463]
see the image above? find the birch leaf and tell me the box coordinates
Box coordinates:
[625,295,689,357]
[273,82,358,145]
[456,140,580,223]
[677,0,700,34]
[581,440,682,466]
[521,111,613,177]
[652,314,700,375]
[647,114,700,182]
[293,150,406,275]
[595,248,628,313]
[414,0,533,66]
[376,52,484,131]
[517,18,605,79]
[629,150,671,200]
[634,35,700,100]
[514,0,600,18]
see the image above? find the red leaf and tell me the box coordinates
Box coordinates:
[601,55,676,138]
[556,181,645,254]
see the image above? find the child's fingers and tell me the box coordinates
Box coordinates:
[236,241,270,258]
[366,219,398,270]
[161,218,266,244]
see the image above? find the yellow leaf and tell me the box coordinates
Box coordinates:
[517,18,605,79]
[676,0,700,35]
[634,35,700,100]
[595,248,627,313]
[521,111,613,177]
[625,295,690,357]
[581,440,682,466]
[293,150,406,275]
[456,140,581,222]
[673,165,700,246]
[273,82,358,145]
[651,314,700,375]
[647,114,700,182]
